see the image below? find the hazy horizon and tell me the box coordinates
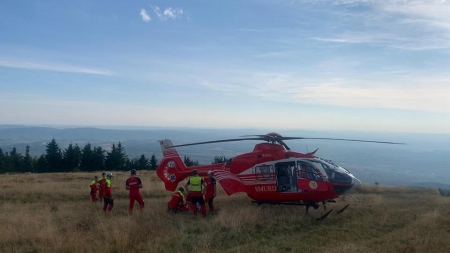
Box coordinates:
[1,125,449,188]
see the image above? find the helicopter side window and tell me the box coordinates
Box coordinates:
[255,165,273,179]
[297,161,322,181]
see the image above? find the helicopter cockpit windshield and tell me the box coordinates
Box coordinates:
[306,158,355,185]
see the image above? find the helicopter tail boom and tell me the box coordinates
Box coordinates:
[157,139,226,191]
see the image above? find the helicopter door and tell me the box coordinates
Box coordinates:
[275,161,297,193]
[297,161,327,192]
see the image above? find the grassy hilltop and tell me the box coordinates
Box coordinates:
[1,171,449,253]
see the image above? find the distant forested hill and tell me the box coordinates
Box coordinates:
[1,125,449,187]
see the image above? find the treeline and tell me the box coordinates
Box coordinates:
[438,188,450,197]
[0,139,230,174]
[0,139,159,173]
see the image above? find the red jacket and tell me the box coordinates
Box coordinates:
[168,191,184,209]
[204,177,216,198]
[98,178,107,193]
[90,180,98,194]
[126,177,142,196]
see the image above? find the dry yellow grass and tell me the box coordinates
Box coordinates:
[1,171,450,253]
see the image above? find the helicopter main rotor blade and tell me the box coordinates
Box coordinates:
[278,139,291,151]
[280,137,405,145]
[169,137,263,148]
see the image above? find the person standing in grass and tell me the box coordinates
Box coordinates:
[204,170,217,214]
[103,172,114,212]
[98,172,107,203]
[125,169,144,215]
[89,175,99,202]
[185,169,207,217]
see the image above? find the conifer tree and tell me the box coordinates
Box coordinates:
[136,154,150,170]
[149,154,159,170]
[23,145,34,172]
[184,155,199,167]
[45,139,62,172]
[105,142,128,171]
[212,155,228,164]
[0,148,6,173]
[63,143,81,172]
[36,154,47,173]
[10,147,23,173]
[80,143,94,172]
[92,146,105,172]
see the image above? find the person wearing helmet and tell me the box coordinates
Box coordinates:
[167,187,188,212]
[89,175,99,202]
[98,172,107,203]
[184,169,207,217]
[103,172,114,212]
[204,170,217,213]
[126,169,144,215]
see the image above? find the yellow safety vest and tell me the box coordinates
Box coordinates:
[90,179,97,186]
[106,178,111,188]
[189,176,202,192]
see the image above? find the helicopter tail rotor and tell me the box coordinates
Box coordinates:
[157,139,191,191]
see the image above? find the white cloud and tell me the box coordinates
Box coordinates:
[194,68,450,114]
[140,8,151,22]
[0,58,113,75]
[296,0,450,50]
[152,6,163,19]
[152,6,184,21]
[163,8,183,19]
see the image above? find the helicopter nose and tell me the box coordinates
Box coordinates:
[352,176,361,188]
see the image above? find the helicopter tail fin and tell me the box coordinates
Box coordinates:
[307,148,319,155]
[156,139,190,191]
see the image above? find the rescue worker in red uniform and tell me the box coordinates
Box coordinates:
[90,175,99,202]
[204,170,217,213]
[125,169,144,215]
[103,172,114,212]
[98,172,107,203]
[167,187,188,212]
[185,169,207,217]
[185,192,193,210]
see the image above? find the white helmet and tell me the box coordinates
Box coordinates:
[106,172,113,177]
[207,170,213,175]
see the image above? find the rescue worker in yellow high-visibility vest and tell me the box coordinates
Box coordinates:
[185,169,207,217]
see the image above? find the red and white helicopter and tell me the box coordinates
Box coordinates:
[156,132,402,219]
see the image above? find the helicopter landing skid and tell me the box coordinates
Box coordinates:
[336,204,350,214]
[315,209,333,221]
[251,201,309,206]
[251,201,336,221]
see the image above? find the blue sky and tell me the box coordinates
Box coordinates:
[0,0,449,133]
